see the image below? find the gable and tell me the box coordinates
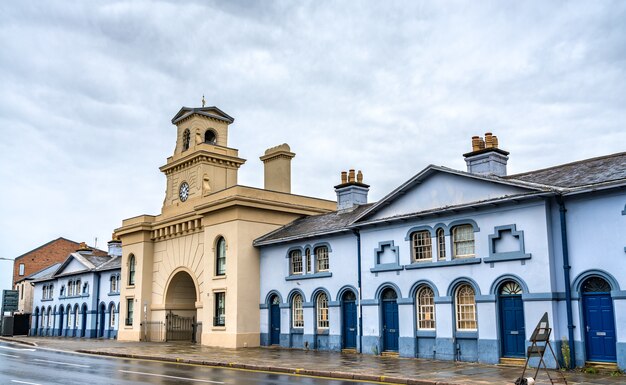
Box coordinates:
[56,257,90,275]
[365,171,533,222]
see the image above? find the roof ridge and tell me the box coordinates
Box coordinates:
[507,151,626,178]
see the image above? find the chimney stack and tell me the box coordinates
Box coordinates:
[334,169,369,211]
[108,233,122,257]
[463,132,509,176]
[260,143,296,193]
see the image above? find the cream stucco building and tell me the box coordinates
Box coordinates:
[115,106,334,347]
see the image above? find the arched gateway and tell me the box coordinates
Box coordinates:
[116,105,335,347]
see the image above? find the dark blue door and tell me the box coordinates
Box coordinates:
[583,293,616,362]
[500,295,525,357]
[382,291,399,352]
[270,298,281,345]
[342,293,357,349]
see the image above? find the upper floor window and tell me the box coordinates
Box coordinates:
[110,275,118,293]
[214,292,226,326]
[216,237,226,276]
[411,231,432,262]
[316,293,329,329]
[292,294,304,328]
[455,284,477,331]
[305,249,312,273]
[290,250,303,275]
[182,129,191,151]
[60,286,65,296]
[82,282,88,294]
[128,254,136,285]
[42,284,53,300]
[204,130,216,144]
[436,228,446,260]
[417,286,435,330]
[76,280,82,294]
[19,263,25,276]
[315,246,329,272]
[452,225,475,259]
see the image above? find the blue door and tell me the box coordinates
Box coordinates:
[382,289,399,352]
[583,294,616,362]
[500,295,525,357]
[342,292,357,349]
[270,296,281,345]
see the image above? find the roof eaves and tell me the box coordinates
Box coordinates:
[254,227,354,247]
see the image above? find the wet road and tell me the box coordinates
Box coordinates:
[0,342,378,385]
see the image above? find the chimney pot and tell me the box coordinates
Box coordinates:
[348,169,356,183]
[472,136,480,151]
[479,137,485,150]
[357,170,363,183]
[341,171,348,184]
[492,135,498,148]
[485,132,493,148]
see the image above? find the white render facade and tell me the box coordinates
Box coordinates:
[255,136,626,369]
[31,241,122,339]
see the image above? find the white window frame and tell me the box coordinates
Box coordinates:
[19,263,25,276]
[110,306,116,328]
[216,238,226,276]
[455,284,477,331]
[436,228,446,260]
[74,307,80,328]
[416,286,436,330]
[315,246,329,272]
[292,294,304,328]
[452,225,475,259]
[411,231,432,262]
[316,293,329,329]
[290,250,303,275]
[126,298,134,326]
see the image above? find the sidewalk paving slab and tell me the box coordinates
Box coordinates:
[1,336,623,385]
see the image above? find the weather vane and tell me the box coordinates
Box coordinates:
[202,95,206,107]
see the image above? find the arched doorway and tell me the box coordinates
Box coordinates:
[269,295,281,345]
[342,291,357,349]
[81,305,87,337]
[164,271,198,342]
[58,307,64,336]
[582,276,616,362]
[99,303,106,338]
[381,288,399,352]
[498,281,525,358]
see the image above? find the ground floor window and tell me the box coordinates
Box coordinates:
[292,294,304,328]
[455,284,477,331]
[417,286,435,330]
[126,298,134,326]
[316,293,329,329]
[110,306,116,328]
[214,292,225,326]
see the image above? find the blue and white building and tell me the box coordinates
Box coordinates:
[255,134,626,369]
[31,239,122,339]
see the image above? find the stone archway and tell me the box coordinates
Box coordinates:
[164,270,198,342]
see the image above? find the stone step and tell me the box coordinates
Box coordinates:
[341,348,357,354]
[498,357,526,367]
[381,351,399,357]
[585,361,618,372]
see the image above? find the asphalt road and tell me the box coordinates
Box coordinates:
[0,341,379,385]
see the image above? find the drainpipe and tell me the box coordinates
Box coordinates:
[94,271,101,338]
[557,195,576,369]
[353,229,363,353]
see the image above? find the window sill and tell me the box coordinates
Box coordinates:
[483,253,531,263]
[126,285,135,289]
[455,331,478,339]
[416,330,436,338]
[285,272,332,281]
[290,328,304,334]
[370,263,403,273]
[212,326,226,331]
[41,298,53,302]
[316,328,329,335]
[213,275,227,280]
[404,258,481,269]
[108,292,120,296]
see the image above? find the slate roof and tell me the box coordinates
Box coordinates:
[506,152,626,188]
[96,255,121,271]
[254,204,372,246]
[171,106,234,124]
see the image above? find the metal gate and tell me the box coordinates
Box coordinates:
[166,311,195,342]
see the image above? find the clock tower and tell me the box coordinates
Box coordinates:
[160,106,246,212]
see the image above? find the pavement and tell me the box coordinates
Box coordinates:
[1,336,623,385]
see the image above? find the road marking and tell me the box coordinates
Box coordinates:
[11,381,42,385]
[0,352,19,358]
[33,358,90,368]
[119,370,224,384]
[0,346,35,351]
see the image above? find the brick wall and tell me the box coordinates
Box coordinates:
[12,238,107,286]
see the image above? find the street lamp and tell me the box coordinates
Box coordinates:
[0,257,13,261]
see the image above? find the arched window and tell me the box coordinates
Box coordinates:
[452,225,475,259]
[109,304,116,328]
[216,237,226,276]
[305,249,312,273]
[82,282,88,294]
[316,293,329,329]
[182,129,191,151]
[416,286,435,330]
[436,228,446,260]
[290,250,302,275]
[292,294,304,328]
[204,130,216,144]
[74,306,80,328]
[110,275,118,293]
[455,284,477,331]
[500,281,522,295]
[315,246,329,272]
[46,307,51,327]
[66,305,72,327]
[582,277,611,293]
[411,231,432,262]
[128,254,136,285]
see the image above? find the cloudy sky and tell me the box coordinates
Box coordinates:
[1,1,625,293]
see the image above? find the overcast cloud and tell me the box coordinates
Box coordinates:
[1,1,625,292]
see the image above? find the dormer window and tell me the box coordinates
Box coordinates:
[204,130,216,144]
[182,129,191,151]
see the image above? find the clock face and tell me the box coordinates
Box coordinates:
[179,182,190,202]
